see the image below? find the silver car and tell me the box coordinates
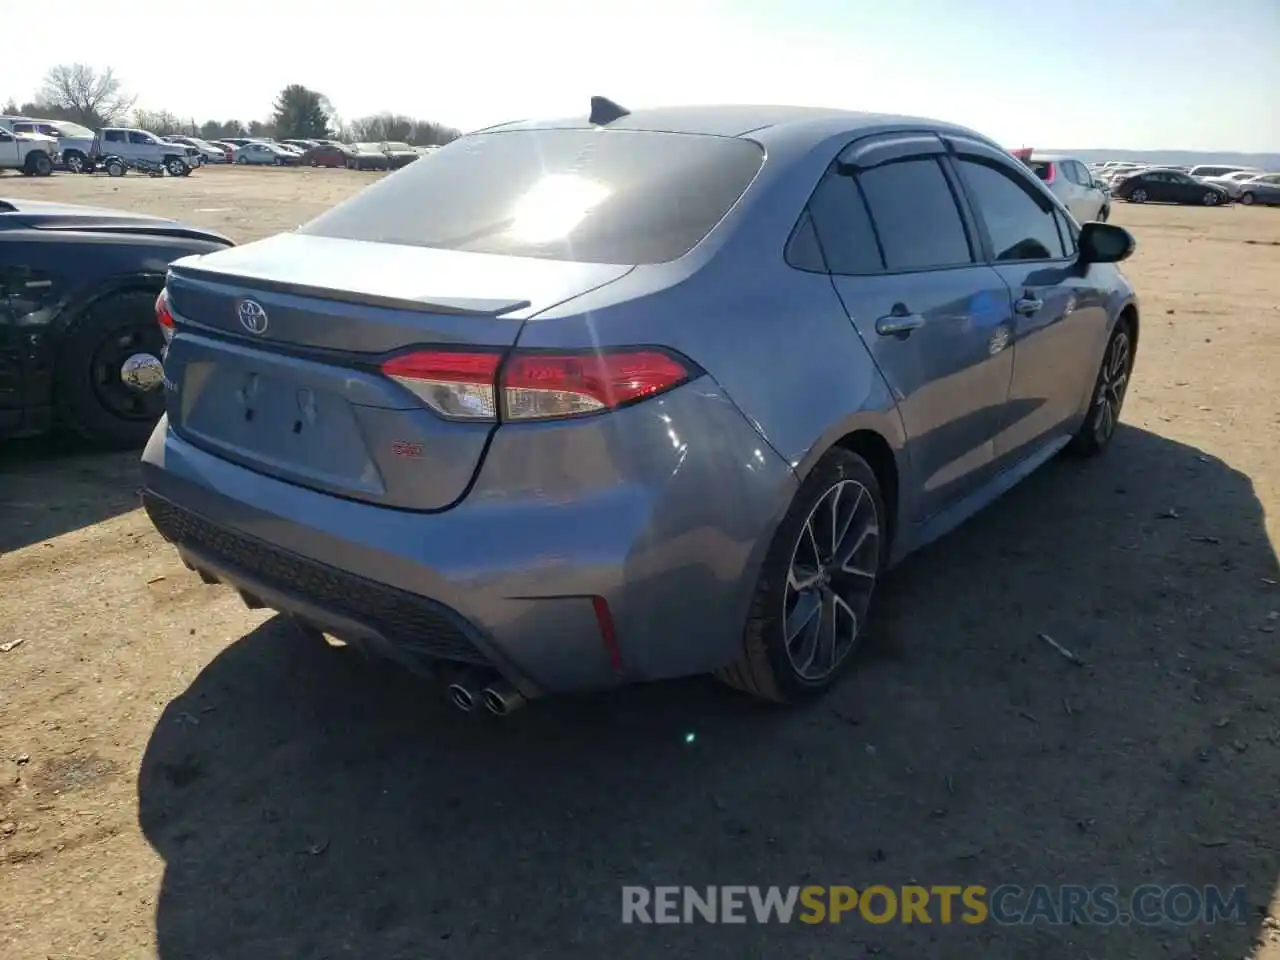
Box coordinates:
[1024,154,1111,222]
[140,102,1139,712]
[1234,173,1280,206]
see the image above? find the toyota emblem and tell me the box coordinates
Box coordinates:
[237,299,269,335]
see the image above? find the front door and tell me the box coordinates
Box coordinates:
[805,133,1015,521]
[945,143,1107,462]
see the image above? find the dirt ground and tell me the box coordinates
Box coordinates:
[2,166,1279,960]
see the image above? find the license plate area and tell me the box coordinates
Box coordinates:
[178,359,385,495]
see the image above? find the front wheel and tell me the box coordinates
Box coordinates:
[1239,191,1256,206]
[1068,320,1134,457]
[717,448,887,703]
[1202,191,1220,206]
[27,152,54,177]
[165,157,189,177]
[105,159,126,177]
[1128,188,1148,203]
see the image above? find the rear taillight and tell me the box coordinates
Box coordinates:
[379,347,697,422]
[1041,162,1056,184]
[155,289,175,343]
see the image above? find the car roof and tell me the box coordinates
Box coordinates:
[480,103,992,145]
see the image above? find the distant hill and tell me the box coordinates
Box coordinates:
[1042,148,1280,170]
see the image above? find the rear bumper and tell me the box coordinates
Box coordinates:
[140,383,797,695]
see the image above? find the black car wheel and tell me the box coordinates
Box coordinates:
[64,150,87,174]
[718,447,888,703]
[1239,191,1255,205]
[54,290,168,448]
[1202,191,1220,206]
[165,157,190,177]
[1068,318,1134,457]
[26,152,54,177]
[105,159,126,177]
[1128,188,1148,203]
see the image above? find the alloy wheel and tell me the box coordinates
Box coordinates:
[1130,189,1147,203]
[783,479,880,682]
[1203,192,1219,206]
[1093,330,1131,446]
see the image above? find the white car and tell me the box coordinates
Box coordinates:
[165,136,227,163]
[1022,153,1111,222]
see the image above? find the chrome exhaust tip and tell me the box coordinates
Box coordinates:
[481,679,527,717]
[447,682,477,712]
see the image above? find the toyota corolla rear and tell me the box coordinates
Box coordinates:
[140,124,798,702]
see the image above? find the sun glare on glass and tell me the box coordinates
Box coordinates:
[507,174,612,244]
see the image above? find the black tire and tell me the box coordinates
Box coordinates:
[105,159,126,177]
[1239,192,1255,206]
[1067,317,1135,458]
[53,290,168,449]
[1128,188,1147,203]
[1202,191,1219,206]
[64,150,87,174]
[28,151,54,176]
[165,157,189,177]
[717,447,889,703]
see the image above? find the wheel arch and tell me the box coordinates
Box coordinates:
[51,272,166,340]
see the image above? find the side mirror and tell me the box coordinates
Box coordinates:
[1078,221,1135,265]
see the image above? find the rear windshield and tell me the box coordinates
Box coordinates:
[298,128,766,264]
[1027,160,1053,181]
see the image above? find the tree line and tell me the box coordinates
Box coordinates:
[3,64,462,147]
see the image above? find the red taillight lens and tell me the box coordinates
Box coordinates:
[1042,162,1056,184]
[379,348,695,422]
[155,289,175,342]
[502,350,693,420]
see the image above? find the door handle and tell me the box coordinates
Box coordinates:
[875,312,927,337]
[1013,296,1043,317]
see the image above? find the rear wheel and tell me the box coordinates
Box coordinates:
[1240,191,1256,206]
[1068,319,1134,457]
[54,290,168,448]
[64,150,87,174]
[1128,188,1148,203]
[105,159,126,177]
[717,448,887,703]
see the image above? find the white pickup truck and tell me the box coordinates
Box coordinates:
[0,121,60,176]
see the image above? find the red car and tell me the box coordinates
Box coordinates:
[299,143,351,168]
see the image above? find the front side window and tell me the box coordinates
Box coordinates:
[301,129,766,265]
[128,131,154,144]
[955,157,1067,262]
[855,158,973,271]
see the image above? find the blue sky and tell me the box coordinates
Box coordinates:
[4,0,1277,150]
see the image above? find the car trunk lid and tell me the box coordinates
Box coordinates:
[163,233,632,510]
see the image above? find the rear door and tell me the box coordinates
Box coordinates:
[946,137,1104,463]
[812,133,1015,520]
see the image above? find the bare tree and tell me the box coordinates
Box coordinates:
[133,109,184,136]
[39,64,135,128]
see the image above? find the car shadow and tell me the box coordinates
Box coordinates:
[138,424,1279,960]
[0,437,143,554]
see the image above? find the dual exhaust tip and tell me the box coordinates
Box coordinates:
[448,674,526,717]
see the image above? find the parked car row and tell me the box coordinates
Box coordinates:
[1086,159,1280,207]
[158,135,440,170]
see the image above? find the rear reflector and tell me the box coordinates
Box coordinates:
[379,347,696,422]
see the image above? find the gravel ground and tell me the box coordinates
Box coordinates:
[2,167,1279,960]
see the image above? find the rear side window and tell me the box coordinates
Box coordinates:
[855,158,973,271]
[300,129,766,265]
[803,172,883,274]
[104,130,124,142]
[955,158,1067,261]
